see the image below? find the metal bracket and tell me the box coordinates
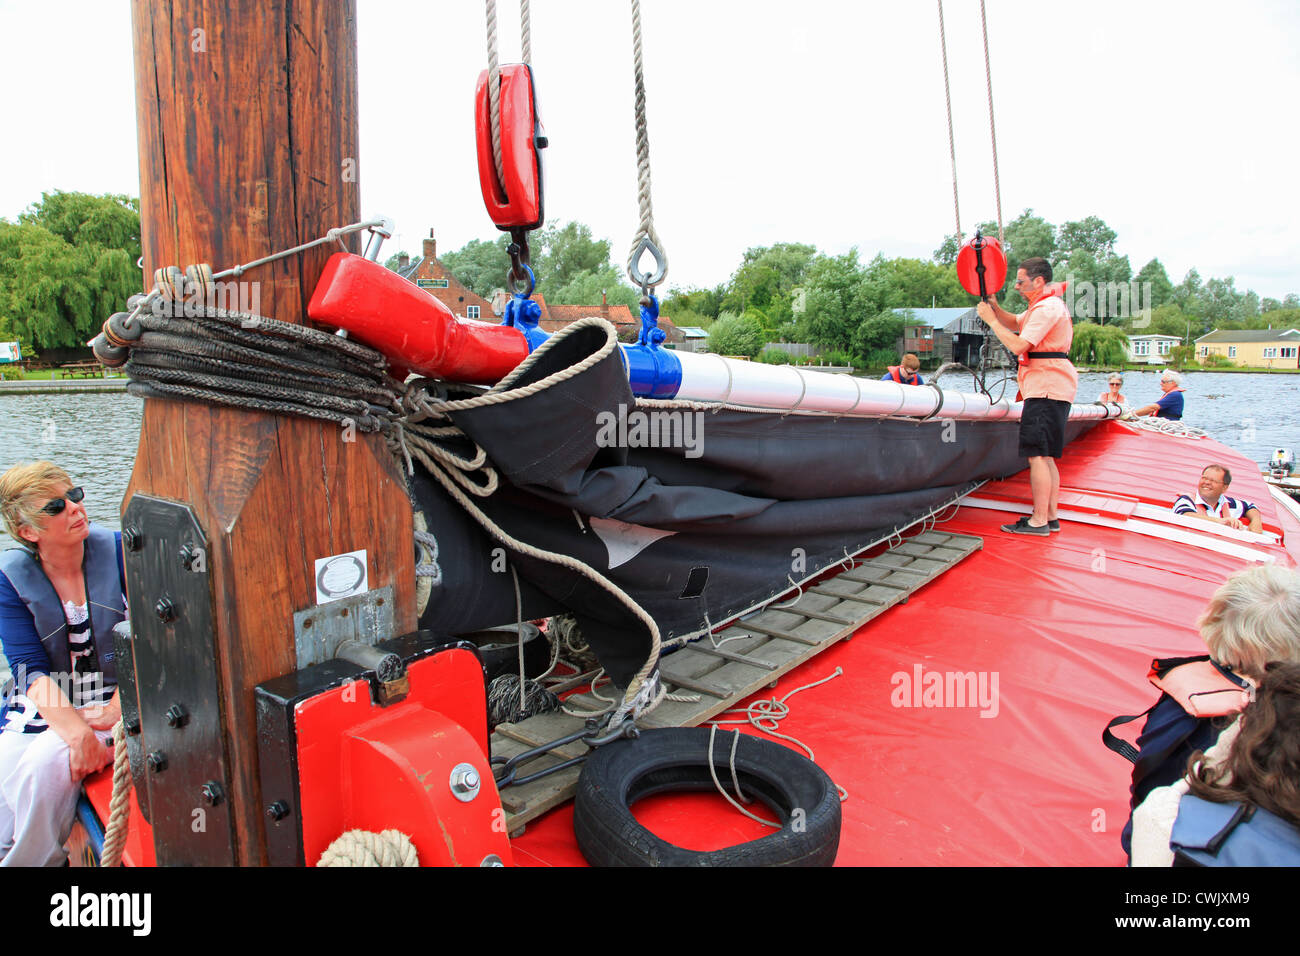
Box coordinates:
[293,585,394,670]
[120,493,236,865]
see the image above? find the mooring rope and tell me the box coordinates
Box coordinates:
[99,719,131,867]
[317,829,419,867]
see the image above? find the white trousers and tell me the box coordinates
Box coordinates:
[0,728,112,867]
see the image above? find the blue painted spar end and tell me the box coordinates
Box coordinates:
[622,344,682,398]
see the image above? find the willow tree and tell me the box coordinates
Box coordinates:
[1070,321,1130,366]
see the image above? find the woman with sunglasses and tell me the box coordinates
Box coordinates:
[0,462,125,866]
[1099,375,1125,405]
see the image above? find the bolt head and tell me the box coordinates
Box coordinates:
[165,704,188,728]
[266,800,290,821]
[201,782,223,806]
[155,597,176,623]
[146,750,167,773]
[449,762,481,801]
[122,527,143,552]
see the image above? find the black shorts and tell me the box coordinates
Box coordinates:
[1019,398,1070,459]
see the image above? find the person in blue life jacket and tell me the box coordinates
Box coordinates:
[1131,661,1300,866]
[1133,369,1185,420]
[881,353,924,386]
[1116,564,1300,862]
[0,462,125,867]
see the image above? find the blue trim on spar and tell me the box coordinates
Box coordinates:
[503,291,684,399]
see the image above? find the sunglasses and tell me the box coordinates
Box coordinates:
[40,486,85,516]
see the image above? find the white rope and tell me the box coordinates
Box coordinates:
[979,0,1004,244]
[485,0,506,191]
[99,720,131,867]
[936,0,963,246]
[317,829,419,867]
[625,0,668,287]
[1123,415,1208,439]
[709,667,849,805]
[707,725,781,828]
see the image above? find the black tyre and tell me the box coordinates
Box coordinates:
[574,727,841,867]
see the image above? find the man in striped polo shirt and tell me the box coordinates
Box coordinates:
[1172,464,1263,533]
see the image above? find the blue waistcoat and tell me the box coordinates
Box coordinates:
[0,524,124,702]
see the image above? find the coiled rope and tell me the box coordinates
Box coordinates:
[317,829,419,867]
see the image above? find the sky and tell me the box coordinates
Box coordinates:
[1,0,1298,301]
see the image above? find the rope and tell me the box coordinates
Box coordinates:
[707,725,781,828]
[1123,415,1208,439]
[520,0,531,65]
[485,0,506,191]
[626,0,668,288]
[708,668,849,809]
[979,0,1004,244]
[99,719,131,867]
[936,0,962,246]
[317,829,419,867]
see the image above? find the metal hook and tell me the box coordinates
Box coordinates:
[628,235,667,290]
[506,262,536,298]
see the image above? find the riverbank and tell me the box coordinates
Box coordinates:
[0,379,128,395]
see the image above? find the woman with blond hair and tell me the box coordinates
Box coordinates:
[1118,564,1300,862]
[0,462,124,866]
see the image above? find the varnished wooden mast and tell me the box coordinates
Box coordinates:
[128,0,415,864]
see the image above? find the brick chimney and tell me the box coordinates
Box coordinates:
[601,290,608,315]
[397,253,409,270]
[423,228,436,262]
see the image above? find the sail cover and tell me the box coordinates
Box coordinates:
[413,322,1096,686]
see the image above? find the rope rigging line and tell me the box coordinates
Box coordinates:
[485,0,533,204]
[625,0,668,291]
[936,0,962,247]
[979,0,1004,244]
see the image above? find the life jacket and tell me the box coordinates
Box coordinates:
[887,365,921,386]
[1104,655,1253,860]
[1171,796,1300,867]
[0,525,124,718]
[1015,283,1072,367]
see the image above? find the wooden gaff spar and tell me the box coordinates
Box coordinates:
[124,0,415,865]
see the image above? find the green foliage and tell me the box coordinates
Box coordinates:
[821,349,857,368]
[863,347,899,369]
[552,265,641,309]
[1069,321,1130,365]
[720,243,817,332]
[1134,258,1173,310]
[1168,344,1197,369]
[862,255,969,309]
[382,249,419,271]
[662,285,725,323]
[1203,353,1235,368]
[851,311,906,356]
[1056,216,1117,260]
[438,236,511,298]
[802,250,871,354]
[534,221,614,291]
[19,192,140,264]
[0,193,141,353]
[707,312,767,358]
[758,347,791,365]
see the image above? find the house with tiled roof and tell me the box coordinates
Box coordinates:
[395,227,681,345]
[1195,328,1300,369]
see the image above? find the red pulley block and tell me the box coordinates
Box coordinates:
[307,253,530,385]
[475,63,547,231]
[955,235,1007,300]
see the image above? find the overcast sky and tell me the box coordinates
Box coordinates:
[2,0,1297,300]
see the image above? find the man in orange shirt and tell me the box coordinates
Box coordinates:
[975,257,1078,535]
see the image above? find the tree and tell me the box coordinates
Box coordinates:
[1134,259,1174,311]
[707,311,766,357]
[1056,216,1117,260]
[19,191,141,264]
[0,192,142,353]
[851,311,906,357]
[439,236,512,298]
[552,265,641,309]
[1069,321,1129,366]
[533,221,614,290]
[802,250,871,354]
[862,255,970,309]
[720,243,817,331]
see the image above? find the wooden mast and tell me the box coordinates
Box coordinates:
[127,0,415,864]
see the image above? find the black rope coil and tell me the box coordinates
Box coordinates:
[120,300,403,433]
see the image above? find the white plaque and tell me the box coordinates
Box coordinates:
[315,549,368,604]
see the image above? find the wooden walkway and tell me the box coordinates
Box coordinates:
[491,529,983,833]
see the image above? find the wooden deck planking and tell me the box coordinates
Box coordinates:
[491,530,983,829]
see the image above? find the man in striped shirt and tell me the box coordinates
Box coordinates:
[1172,464,1262,533]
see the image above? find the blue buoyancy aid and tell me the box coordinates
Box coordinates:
[0,525,124,711]
[1171,795,1300,866]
